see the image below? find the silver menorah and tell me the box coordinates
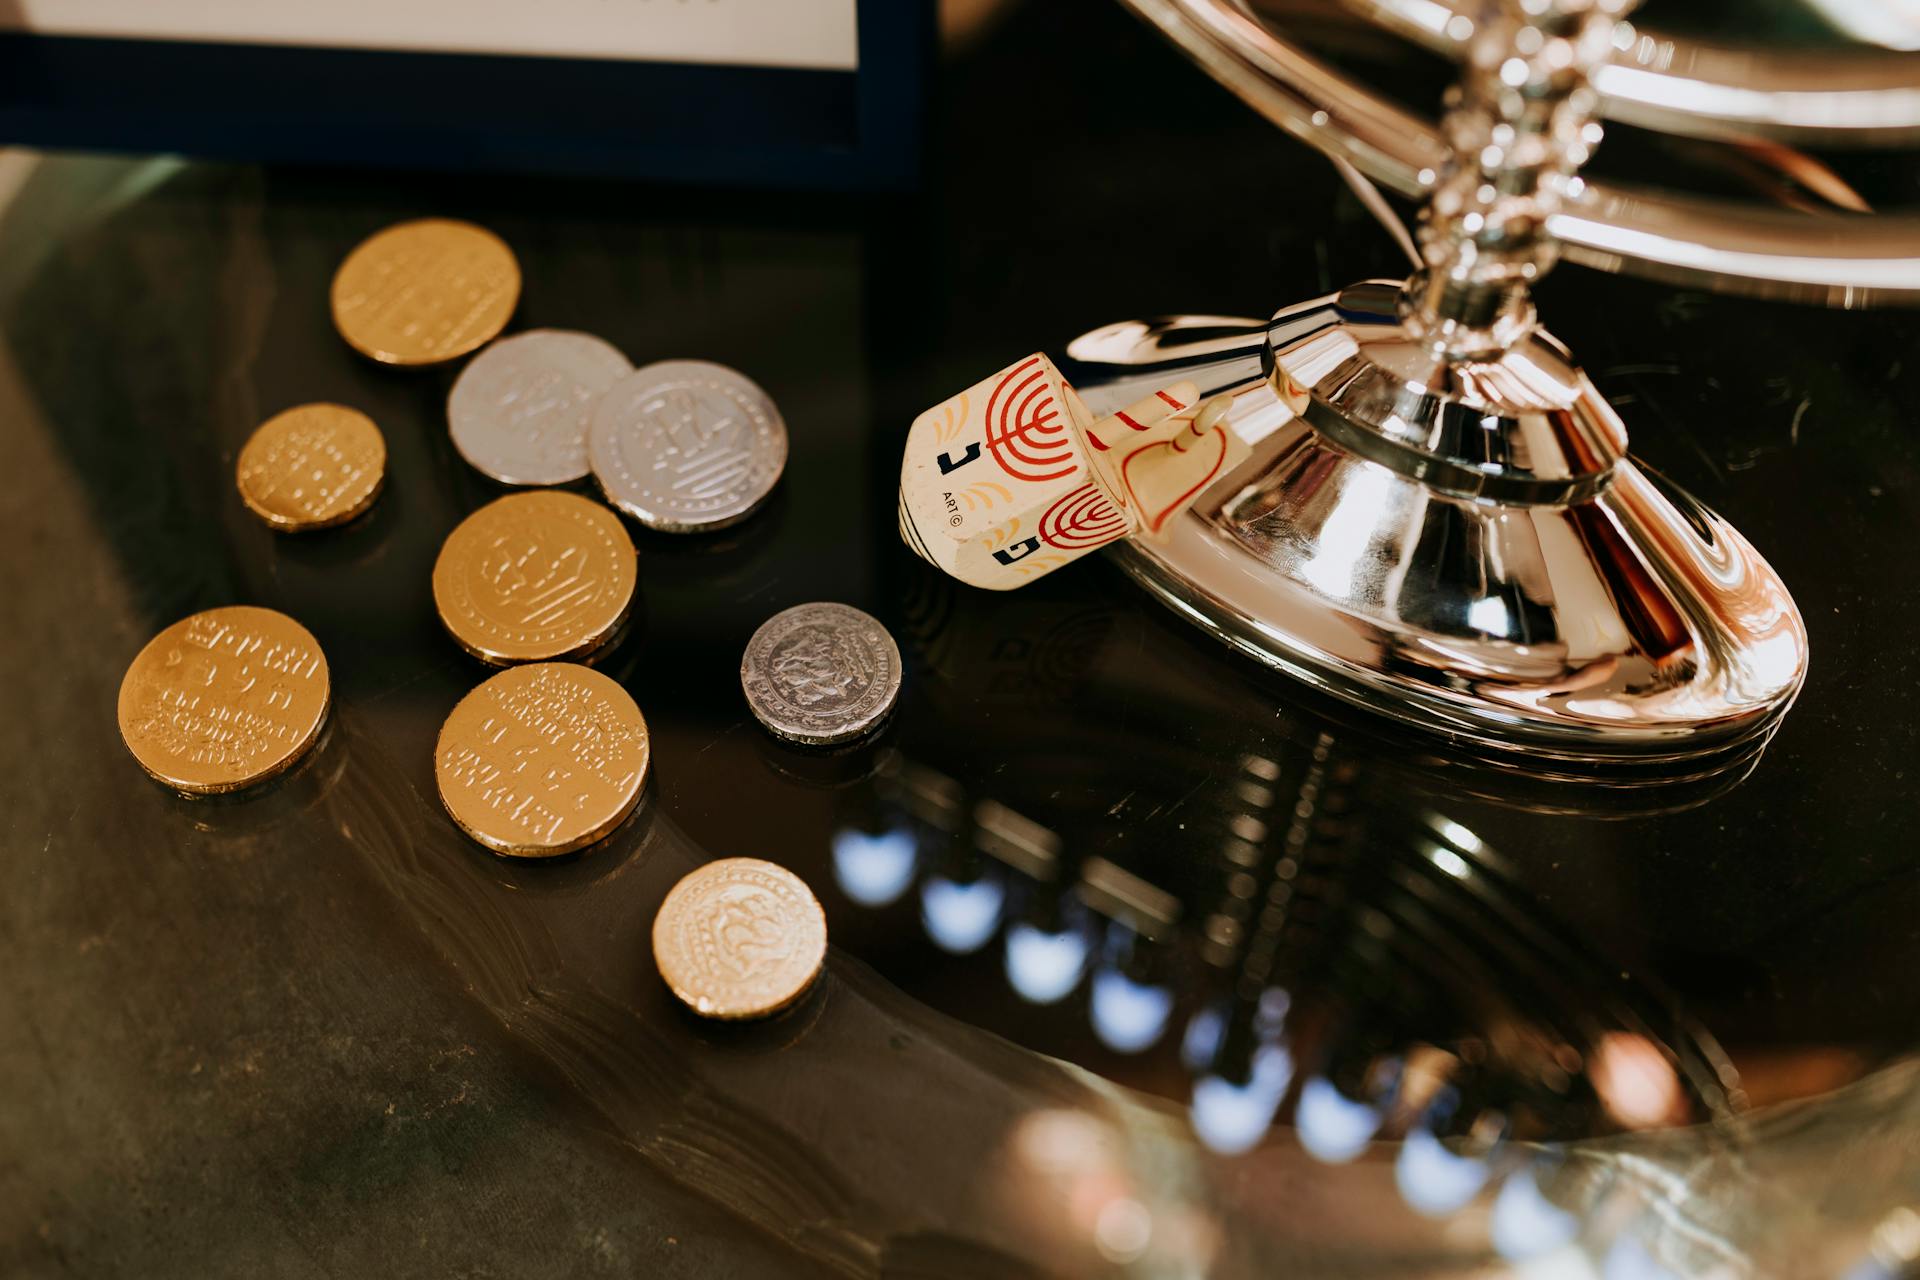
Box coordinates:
[1060,0,1918,759]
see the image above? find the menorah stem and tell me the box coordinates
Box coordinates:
[1414,0,1635,351]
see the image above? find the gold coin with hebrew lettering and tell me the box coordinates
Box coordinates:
[235,403,386,531]
[432,490,637,665]
[117,606,331,795]
[434,662,651,857]
[330,218,520,366]
[652,858,828,1019]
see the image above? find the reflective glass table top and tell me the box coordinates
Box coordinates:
[2,3,1917,1277]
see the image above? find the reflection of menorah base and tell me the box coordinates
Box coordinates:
[1064,301,1808,761]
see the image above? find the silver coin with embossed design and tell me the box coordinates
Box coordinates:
[652,858,827,1019]
[448,329,633,486]
[741,602,900,746]
[588,359,787,532]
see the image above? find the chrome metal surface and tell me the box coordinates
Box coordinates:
[1353,0,1920,145]
[1063,307,1809,758]
[1057,0,1846,751]
[1408,0,1622,334]
[1118,0,1920,304]
[1267,282,1623,505]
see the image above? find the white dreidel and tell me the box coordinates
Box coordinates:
[899,353,1241,590]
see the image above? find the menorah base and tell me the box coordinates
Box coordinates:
[1063,306,1808,761]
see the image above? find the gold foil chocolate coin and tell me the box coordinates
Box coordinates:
[117,606,330,795]
[652,858,828,1020]
[432,491,636,665]
[435,663,650,857]
[235,403,386,530]
[330,218,520,366]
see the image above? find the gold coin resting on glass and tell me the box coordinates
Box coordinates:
[235,403,386,531]
[431,490,636,665]
[330,217,520,367]
[652,857,828,1020]
[434,662,650,857]
[117,605,330,795]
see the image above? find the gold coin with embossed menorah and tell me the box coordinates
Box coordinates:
[117,606,331,795]
[235,403,386,531]
[432,490,636,665]
[434,663,651,857]
[330,218,520,367]
[652,858,827,1020]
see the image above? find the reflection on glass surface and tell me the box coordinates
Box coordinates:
[1804,0,1920,49]
[1591,1031,1688,1130]
[847,744,1748,1188]
[1091,1196,1155,1266]
[920,872,1005,954]
[1003,1106,1211,1276]
[1191,1043,1294,1156]
[1005,921,1092,1004]
[1842,1206,1920,1280]
[1602,1236,1684,1280]
[830,825,917,907]
[815,737,1835,1264]
[1181,1003,1227,1073]
[1090,966,1175,1054]
[1395,1123,1492,1218]
[822,533,1918,1269]
[1293,1075,1383,1164]
[1490,1161,1580,1262]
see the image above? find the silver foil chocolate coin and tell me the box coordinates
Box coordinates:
[449,329,633,486]
[741,602,900,747]
[589,359,786,532]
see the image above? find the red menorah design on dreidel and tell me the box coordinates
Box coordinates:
[983,356,1078,482]
[1039,483,1129,550]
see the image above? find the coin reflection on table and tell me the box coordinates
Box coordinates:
[448,329,633,486]
[432,490,636,665]
[330,218,520,367]
[653,858,828,1019]
[434,662,650,857]
[589,359,787,532]
[117,605,330,795]
[742,602,902,746]
[235,403,386,531]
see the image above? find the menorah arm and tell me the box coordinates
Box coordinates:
[1121,0,1920,305]
[1351,0,1920,146]
[1556,184,1920,306]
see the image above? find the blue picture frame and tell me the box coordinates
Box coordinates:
[0,2,930,189]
